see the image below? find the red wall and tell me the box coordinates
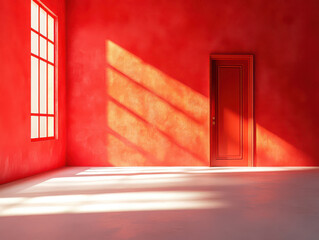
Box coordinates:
[2,1,317,185]
[66,0,319,167]
[0,0,66,184]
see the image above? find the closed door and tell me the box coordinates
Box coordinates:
[210,55,254,166]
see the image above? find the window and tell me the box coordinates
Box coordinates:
[31,0,56,140]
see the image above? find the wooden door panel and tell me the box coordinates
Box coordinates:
[210,55,254,167]
[217,65,243,159]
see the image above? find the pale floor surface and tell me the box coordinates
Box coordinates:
[1,167,319,240]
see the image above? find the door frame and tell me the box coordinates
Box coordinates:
[210,54,254,167]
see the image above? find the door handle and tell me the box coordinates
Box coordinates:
[212,117,216,125]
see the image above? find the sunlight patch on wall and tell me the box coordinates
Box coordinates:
[105,41,209,166]
[107,100,205,165]
[256,124,310,165]
[106,41,208,123]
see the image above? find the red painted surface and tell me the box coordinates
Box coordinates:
[211,57,251,166]
[217,65,244,159]
[66,0,319,167]
[0,0,66,184]
[1,0,318,178]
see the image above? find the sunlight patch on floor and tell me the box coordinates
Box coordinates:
[0,191,225,216]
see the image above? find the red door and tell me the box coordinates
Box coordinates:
[210,55,254,167]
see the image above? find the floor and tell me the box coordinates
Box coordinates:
[1,167,319,240]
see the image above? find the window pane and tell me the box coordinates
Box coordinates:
[31,2,56,141]
[31,32,38,55]
[40,61,47,114]
[31,2,38,31]
[48,117,54,137]
[48,64,54,114]
[40,37,47,59]
[31,116,38,139]
[48,42,54,63]
[40,116,47,138]
[48,15,54,42]
[40,8,47,36]
[31,57,38,113]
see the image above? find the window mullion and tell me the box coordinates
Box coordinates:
[31,28,54,45]
[46,12,48,138]
[53,17,56,137]
[37,5,40,139]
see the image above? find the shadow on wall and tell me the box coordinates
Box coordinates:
[256,124,311,166]
[104,41,310,167]
[105,41,209,166]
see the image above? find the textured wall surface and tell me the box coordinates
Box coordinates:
[66,0,319,166]
[0,0,66,184]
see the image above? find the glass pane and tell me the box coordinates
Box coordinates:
[31,116,38,139]
[40,37,47,59]
[31,1,38,31]
[40,60,47,114]
[31,32,38,55]
[48,15,54,42]
[48,117,54,137]
[48,42,54,63]
[31,57,38,113]
[40,8,47,36]
[48,64,54,114]
[40,116,47,138]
